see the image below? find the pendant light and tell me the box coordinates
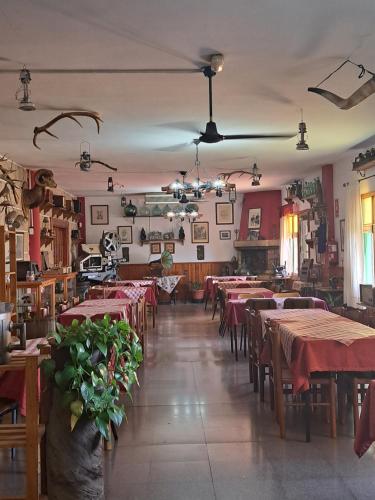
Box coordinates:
[107,176,114,192]
[296,109,309,151]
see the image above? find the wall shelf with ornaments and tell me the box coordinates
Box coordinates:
[140,239,184,246]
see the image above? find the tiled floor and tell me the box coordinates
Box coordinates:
[104,303,375,499]
[1,303,375,499]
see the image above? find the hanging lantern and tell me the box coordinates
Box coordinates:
[107,176,114,192]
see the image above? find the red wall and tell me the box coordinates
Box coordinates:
[239,190,281,240]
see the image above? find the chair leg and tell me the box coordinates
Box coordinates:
[353,378,359,436]
[204,294,209,310]
[269,369,274,411]
[243,326,247,358]
[234,326,238,361]
[254,364,260,395]
[329,378,337,438]
[275,380,285,438]
[212,301,217,320]
[11,407,17,460]
[303,390,311,443]
[230,328,233,353]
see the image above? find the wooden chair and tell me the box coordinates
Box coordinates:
[0,356,43,500]
[245,299,277,399]
[0,398,18,459]
[273,291,300,298]
[283,297,313,309]
[269,324,336,442]
[352,375,375,434]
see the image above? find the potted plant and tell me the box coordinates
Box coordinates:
[42,315,143,500]
[191,281,204,303]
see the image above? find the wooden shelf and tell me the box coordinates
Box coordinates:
[234,239,280,249]
[140,239,184,246]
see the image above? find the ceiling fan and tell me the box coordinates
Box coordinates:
[194,66,296,145]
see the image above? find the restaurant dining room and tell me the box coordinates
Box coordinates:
[2,1,375,499]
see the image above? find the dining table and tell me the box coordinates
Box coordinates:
[225,287,274,300]
[259,308,375,394]
[205,275,252,300]
[58,298,132,326]
[0,337,49,416]
[88,285,157,306]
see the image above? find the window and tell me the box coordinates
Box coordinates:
[361,194,375,284]
[280,213,299,275]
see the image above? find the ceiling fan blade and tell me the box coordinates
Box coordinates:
[349,133,375,150]
[156,121,200,134]
[0,68,202,75]
[223,133,296,140]
[154,143,192,152]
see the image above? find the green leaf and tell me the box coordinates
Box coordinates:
[71,413,79,431]
[96,342,107,357]
[95,416,109,440]
[108,407,124,427]
[52,331,62,344]
[55,364,76,390]
[41,359,56,379]
[80,381,94,402]
[97,363,108,381]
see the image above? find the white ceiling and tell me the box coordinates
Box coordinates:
[1,0,375,195]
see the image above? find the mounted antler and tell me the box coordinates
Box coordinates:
[217,170,254,181]
[33,111,103,149]
[308,77,375,110]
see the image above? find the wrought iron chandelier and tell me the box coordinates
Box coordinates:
[161,141,235,200]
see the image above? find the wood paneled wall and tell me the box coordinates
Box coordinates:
[119,261,229,287]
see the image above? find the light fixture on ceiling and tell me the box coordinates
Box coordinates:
[210,53,224,73]
[16,67,35,111]
[251,163,262,186]
[165,206,200,223]
[296,109,309,151]
[162,142,235,199]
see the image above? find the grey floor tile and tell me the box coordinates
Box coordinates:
[282,478,355,500]
[213,478,285,500]
[150,460,211,482]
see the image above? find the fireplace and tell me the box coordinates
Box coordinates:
[234,240,280,275]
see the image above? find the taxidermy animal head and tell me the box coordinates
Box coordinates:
[5,210,25,229]
[22,169,57,215]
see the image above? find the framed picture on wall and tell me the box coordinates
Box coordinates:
[191,222,209,243]
[117,226,133,244]
[219,230,231,240]
[150,242,161,254]
[340,219,345,252]
[215,202,234,225]
[91,205,109,225]
[164,242,175,254]
[247,229,259,241]
[248,208,261,229]
[197,245,205,260]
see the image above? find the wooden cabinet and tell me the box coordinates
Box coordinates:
[0,226,17,314]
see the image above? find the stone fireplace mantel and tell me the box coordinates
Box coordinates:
[234,239,280,249]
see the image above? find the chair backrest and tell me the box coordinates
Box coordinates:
[246,298,277,311]
[108,290,127,299]
[238,293,265,299]
[283,297,313,309]
[273,291,300,298]
[87,288,103,299]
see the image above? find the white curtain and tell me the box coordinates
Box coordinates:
[280,216,291,274]
[344,183,364,307]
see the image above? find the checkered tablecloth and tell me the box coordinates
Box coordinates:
[155,275,183,294]
[105,280,155,287]
[58,299,131,326]
[88,286,157,306]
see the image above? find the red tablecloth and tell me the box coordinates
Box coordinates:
[0,338,48,416]
[355,381,375,458]
[273,297,328,310]
[58,299,131,326]
[204,276,249,298]
[262,310,375,393]
[105,280,156,287]
[226,288,273,300]
[88,286,157,306]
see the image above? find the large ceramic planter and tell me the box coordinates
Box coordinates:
[191,289,204,303]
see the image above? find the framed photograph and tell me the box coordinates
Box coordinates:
[215,202,234,225]
[164,242,175,254]
[16,232,24,261]
[191,222,209,244]
[91,205,109,225]
[150,242,161,254]
[197,245,205,260]
[248,208,261,229]
[219,230,231,240]
[117,226,133,244]
[340,219,345,252]
[247,229,260,241]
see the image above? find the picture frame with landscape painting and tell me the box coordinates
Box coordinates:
[248,208,261,229]
[191,222,209,244]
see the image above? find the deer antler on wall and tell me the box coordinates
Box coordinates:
[33,111,103,149]
[308,59,375,110]
[217,170,255,182]
[0,155,23,204]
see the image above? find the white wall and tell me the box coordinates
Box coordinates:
[85,194,243,264]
